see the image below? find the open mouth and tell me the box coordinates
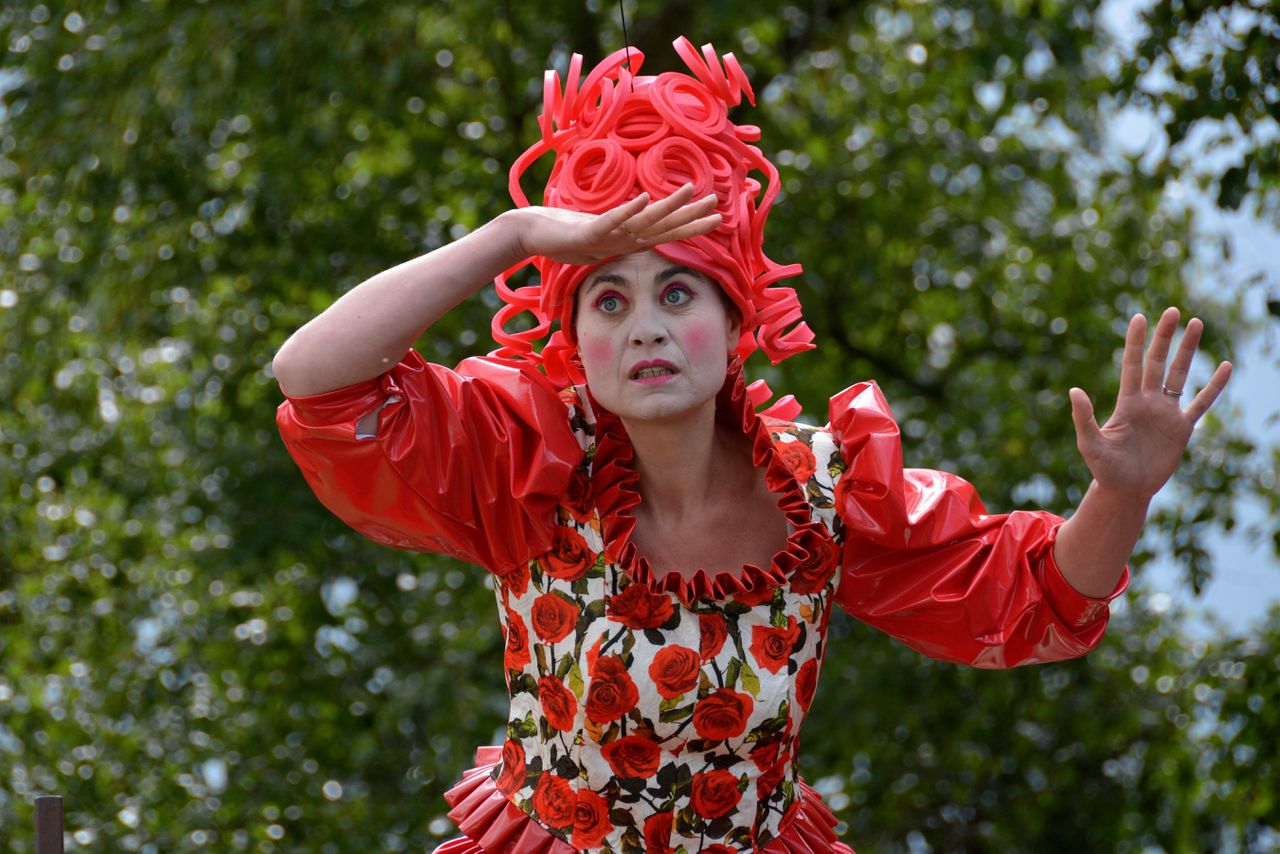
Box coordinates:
[632,366,678,380]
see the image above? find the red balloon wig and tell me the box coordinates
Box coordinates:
[490,37,812,417]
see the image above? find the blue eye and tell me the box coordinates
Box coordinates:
[596,293,624,313]
[662,285,692,306]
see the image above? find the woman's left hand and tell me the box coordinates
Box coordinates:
[1068,307,1233,501]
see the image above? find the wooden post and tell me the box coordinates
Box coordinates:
[35,796,64,854]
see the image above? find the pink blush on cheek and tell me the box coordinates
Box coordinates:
[579,336,615,370]
[681,321,719,358]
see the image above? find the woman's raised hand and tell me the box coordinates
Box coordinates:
[1068,307,1233,501]
[512,183,722,266]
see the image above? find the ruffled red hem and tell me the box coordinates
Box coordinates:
[761,778,855,854]
[587,357,838,607]
[438,746,575,853]
[435,747,854,853]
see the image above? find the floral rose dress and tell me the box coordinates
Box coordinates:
[277,352,1127,853]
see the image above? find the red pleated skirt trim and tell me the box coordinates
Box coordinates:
[431,747,855,853]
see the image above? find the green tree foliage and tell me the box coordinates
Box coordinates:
[1,1,1276,851]
[1117,0,1278,217]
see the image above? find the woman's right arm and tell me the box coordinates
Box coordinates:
[272,213,526,398]
[271,186,720,398]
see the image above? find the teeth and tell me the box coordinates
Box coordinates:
[634,367,675,379]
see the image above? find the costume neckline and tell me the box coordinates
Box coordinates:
[586,358,831,606]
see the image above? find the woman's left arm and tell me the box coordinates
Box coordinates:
[1053,307,1233,597]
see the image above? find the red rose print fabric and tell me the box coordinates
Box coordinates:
[601,735,662,779]
[748,617,800,675]
[532,594,581,644]
[699,613,728,661]
[455,374,858,852]
[649,646,701,699]
[538,676,578,733]
[606,583,676,629]
[585,654,641,724]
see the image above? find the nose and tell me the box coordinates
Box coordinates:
[627,300,668,347]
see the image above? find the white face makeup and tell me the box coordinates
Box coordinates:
[573,250,740,425]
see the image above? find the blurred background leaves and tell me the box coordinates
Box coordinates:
[1,0,1277,851]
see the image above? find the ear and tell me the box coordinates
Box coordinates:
[724,311,741,353]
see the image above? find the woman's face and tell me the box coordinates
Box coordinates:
[573,250,739,424]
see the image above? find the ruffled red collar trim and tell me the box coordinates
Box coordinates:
[585,358,832,606]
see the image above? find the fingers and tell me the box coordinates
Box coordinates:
[647,212,722,245]
[588,183,725,255]
[569,184,723,263]
[625,187,720,243]
[623,183,700,232]
[640,194,719,238]
[1141,306,1180,391]
[1133,307,1229,422]
[1163,316,1202,394]
[1118,313,1147,398]
[1185,360,1233,423]
[1121,305,1230,423]
[1069,387,1102,454]
[596,193,652,233]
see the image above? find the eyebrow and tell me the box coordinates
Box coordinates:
[583,265,704,296]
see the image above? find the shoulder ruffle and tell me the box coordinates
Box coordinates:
[588,358,838,606]
[277,351,583,573]
[824,379,916,547]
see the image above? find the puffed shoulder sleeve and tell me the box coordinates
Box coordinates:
[275,350,584,574]
[827,381,1128,669]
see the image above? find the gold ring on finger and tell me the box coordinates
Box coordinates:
[1161,384,1183,397]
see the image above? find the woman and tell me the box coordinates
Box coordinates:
[273,39,1231,853]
